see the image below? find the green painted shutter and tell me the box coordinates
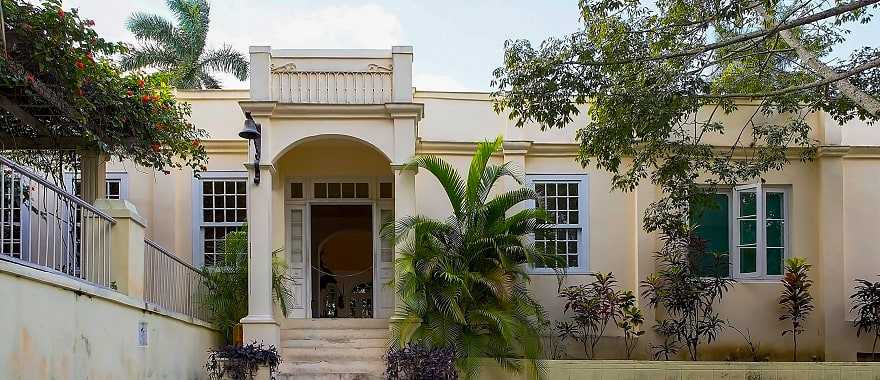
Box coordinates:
[692,193,730,277]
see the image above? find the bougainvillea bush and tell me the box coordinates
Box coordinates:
[0,0,207,174]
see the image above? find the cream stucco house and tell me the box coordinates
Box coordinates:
[81,45,880,374]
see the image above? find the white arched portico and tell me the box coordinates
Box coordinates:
[237,46,423,346]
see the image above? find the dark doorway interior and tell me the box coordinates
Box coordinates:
[310,204,373,318]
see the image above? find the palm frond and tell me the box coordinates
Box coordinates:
[405,155,467,219]
[126,12,177,43]
[119,44,177,71]
[200,45,249,81]
[465,136,504,210]
[166,0,209,56]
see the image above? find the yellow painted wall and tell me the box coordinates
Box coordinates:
[105,89,880,361]
[0,261,219,380]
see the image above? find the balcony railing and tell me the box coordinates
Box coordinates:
[271,66,393,104]
[144,239,210,321]
[0,155,116,288]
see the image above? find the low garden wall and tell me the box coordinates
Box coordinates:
[0,259,220,380]
[482,360,880,379]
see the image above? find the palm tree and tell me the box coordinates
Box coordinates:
[386,136,562,379]
[121,0,247,89]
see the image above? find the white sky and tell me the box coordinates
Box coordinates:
[62,0,877,91]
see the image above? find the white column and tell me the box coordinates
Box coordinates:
[94,199,147,298]
[80,150,107,203]
[391,46,413,103]
[391,165,416,317]
[249,46,272,101]
[241,162,279,347]
[818,147,849,360]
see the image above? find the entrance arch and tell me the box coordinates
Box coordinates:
[276,136,395,319]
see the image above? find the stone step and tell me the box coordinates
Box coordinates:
[282,328,389,340]
[283,347,386,361]
[280,318,390,330]
[278,360,384,376]
[283,337,389,349]
[277,374,381,380]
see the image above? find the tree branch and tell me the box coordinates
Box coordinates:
[704,57,880,98]
[759,6,880,116]
[571,0,880,66]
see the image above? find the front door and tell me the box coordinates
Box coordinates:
[310,204,374,318]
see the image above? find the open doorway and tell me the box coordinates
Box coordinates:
[310,204,373,318]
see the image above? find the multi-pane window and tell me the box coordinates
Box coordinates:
[196,176,247,266]
[313,182,369,199]
[692,185,788,279]
[1,176,24,258]
[528,175,588,272]
[67,172,128,200]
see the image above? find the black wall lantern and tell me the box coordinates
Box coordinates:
[239,111,262,184]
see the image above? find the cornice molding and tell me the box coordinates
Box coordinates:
[201,140,248,154]
[236,101,424,121]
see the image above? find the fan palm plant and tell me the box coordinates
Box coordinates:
[385,136,562,379]
[121,0,247,89]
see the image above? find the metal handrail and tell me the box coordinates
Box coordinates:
[0,155,116,224]
[145,239,201,273]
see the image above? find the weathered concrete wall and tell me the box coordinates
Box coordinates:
[0,259,220,380]
[481,360,880,380]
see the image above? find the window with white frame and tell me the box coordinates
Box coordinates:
[193,173,247,266]
[1,175,24,258]
[691,184,789,279]
[528,174,589,272]
[65,172,129,200]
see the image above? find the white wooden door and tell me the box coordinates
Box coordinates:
[373,202,394,318]
[286,205,308,318]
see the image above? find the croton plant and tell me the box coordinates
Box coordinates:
[0,0,208,175]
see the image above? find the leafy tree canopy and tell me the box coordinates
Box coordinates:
[1,0,208,174]
[493,0,880,233]
[121,0,248,89]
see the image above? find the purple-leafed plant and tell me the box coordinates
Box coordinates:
[779,257,814,362]
[385,344,457,380]
[205,342,281,380]
[852,277,880,357]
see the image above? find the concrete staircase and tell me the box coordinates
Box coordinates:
[277,319,389,380]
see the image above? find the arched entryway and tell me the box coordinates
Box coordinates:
[274,136,395,319]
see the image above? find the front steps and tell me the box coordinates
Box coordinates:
[277,318,389,380]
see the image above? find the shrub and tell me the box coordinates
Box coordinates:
[778,257,814,362]
[385,137,559,379]
[205,343,281,380]
[200,226,294,343]
[851,277,880,356]
[385,344,458,380]
[617,291,645,360]
[642,230,735,360]
[556,272,636,359]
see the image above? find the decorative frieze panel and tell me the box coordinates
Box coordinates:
[270,63,393,104]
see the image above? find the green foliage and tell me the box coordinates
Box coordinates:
[199,226,293,344]
[851,277,880,355]
[122,0,248,89]
[492,0,879,255]
[778,257,814,361]
[642,231,735,360]
[385,136,560,380]
[0,0,208,174]
[556,272,636,359]
[617,291,645,360]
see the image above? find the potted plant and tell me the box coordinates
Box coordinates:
[206,342,281,380]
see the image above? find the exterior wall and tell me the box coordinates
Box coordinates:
[0,260,219,380]
[103,84,880,360]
